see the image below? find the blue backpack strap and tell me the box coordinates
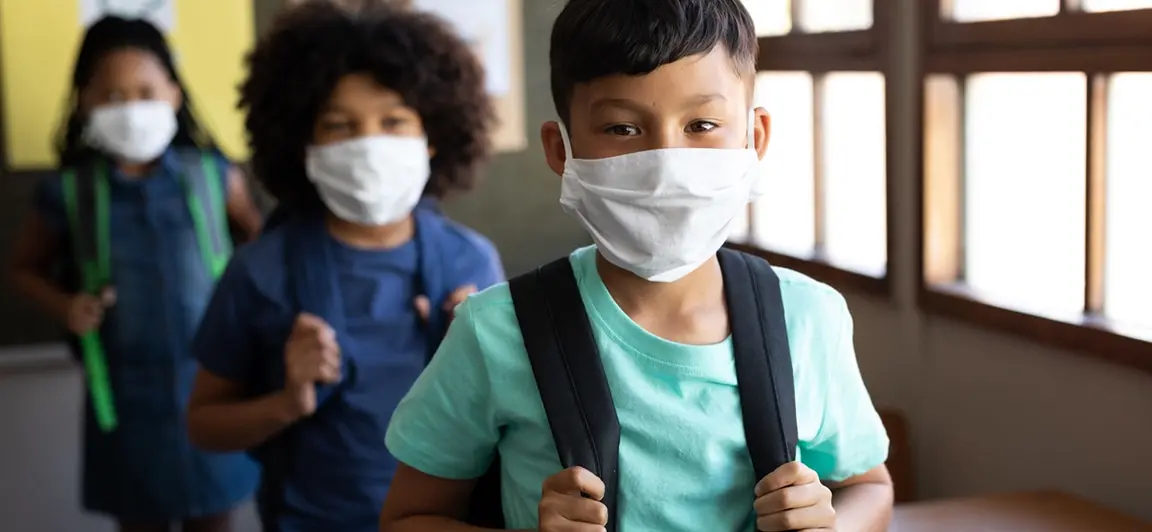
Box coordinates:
[286,215,357,398]
[508,257,621,532]
[262,205,291,233]
[717,248,799,484]
[415,195,442,214]
[412,207,454,357]
[256,216,357,531]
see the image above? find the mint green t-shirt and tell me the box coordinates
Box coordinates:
[385,246,889,531]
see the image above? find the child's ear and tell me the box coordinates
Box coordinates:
[167,83,184,113]
[540,121,567,177]
[753,107,771,160]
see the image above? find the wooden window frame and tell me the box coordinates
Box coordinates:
[917,0,1152,374]
[731,0,894,298]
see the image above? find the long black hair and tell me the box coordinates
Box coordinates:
[55,16,218,167]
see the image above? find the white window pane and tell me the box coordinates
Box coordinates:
[1082,0,1152,11]
[743,0,791,36]
[752,72,815,256]
[1104,73,1152,333]
[964,73,1086,317]
[948,0,1059,21]
[822,72,887,276]
[799,0,872,32]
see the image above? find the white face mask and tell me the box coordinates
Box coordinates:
[306,135,432,226]
[559,111,764,283]
[84,100,178,163]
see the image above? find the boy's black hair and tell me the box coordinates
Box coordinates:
[56,16,218,167]
[240,0,495,212]
[550,0,758,124]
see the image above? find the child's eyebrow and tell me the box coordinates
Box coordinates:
[681,93,728,107]
[589,93,730,115]
[589,97,650,114]
[319,99,408,116]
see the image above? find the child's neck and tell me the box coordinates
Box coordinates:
[115,159,156,179]
[596,252,729,344]
[325,214,414,250]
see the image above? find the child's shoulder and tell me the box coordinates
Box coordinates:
[34,170,78,219]
[426,211,499,262]
[169,145,230,165]
[459,280,516,322]
[771,266,852,322]
[219,224,292,300]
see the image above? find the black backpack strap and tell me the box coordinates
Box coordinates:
[63,166,97,281]
[509,258,620,532]
[717,248,799,481]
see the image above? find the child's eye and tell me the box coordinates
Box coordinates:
[319,121,352,132]
[687,121,719,133]
[604,124,640,137]
[381,117,410,129]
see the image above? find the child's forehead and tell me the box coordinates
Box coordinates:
[570,49,750,113]
[324,74,406,108]
[90,49,168,84]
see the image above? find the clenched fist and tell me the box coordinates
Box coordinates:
[538,466,609,532]
[65,286,116,335]
[754,461,835,531]
[281,313,341,418]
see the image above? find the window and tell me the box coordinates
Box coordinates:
[921,1,1152,367]
[731,0,889,294]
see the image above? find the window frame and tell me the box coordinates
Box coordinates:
[732,0,895,298]
[917,0,1152,374]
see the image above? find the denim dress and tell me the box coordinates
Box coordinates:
[35,147,260,521]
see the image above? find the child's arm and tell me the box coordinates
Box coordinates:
[9,213,75,322]
[379,464,517,532]
[186,368,303,451]
[224,166,263,243]
[825,465,894,532]
[9,177,114,333]
[188,312,342,451]
[185,257,338,451]
[379,299,511,531]
[768,292,893,531]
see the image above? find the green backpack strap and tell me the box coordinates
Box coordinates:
[175,149,232,279]
[61,163,117,433]
[59,152,232,434]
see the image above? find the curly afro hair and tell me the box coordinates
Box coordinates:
[240,0,495,211]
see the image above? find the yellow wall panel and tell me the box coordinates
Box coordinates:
[0,0,254,169]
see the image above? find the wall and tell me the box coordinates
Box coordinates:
[0,0,1149,531]
[847,0,1152,520]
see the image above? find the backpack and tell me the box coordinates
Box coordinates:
[61,149,231,433]
[466,248,799,531]
[255,206,457,531]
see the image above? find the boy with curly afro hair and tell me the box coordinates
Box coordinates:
[185,2,504,531]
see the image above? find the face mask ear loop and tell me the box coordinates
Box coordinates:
[558,121,575,163]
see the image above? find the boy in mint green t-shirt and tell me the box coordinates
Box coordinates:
[380,1,894,531]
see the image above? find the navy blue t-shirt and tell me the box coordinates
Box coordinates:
[192,212,503,531]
